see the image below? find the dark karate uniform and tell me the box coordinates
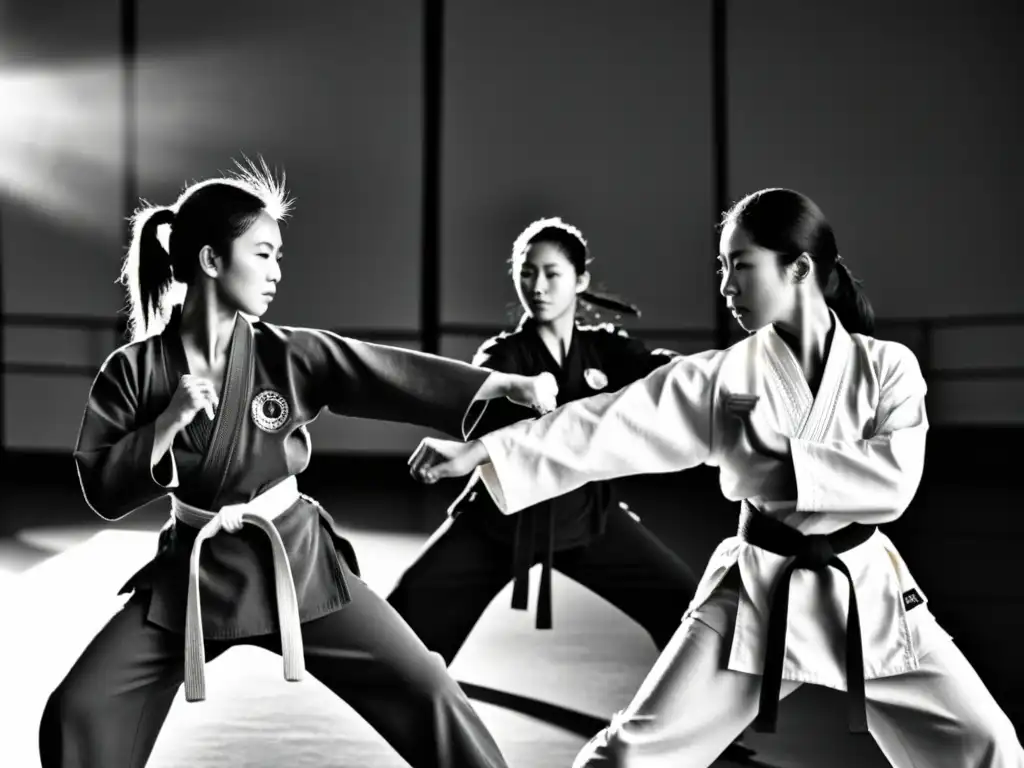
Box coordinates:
[387,317,701,664]
[40,308,509,768]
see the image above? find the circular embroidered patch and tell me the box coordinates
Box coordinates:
[584,367,609,390]
[251,390,290,432]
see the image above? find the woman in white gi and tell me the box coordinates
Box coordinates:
[407,188,1024,767]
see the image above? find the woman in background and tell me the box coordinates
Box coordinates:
[390,216,753,761]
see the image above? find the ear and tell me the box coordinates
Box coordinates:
[791,252,813,284]
[576,270,592,293]
[197,245,221,279]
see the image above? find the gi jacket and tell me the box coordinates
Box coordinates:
[450,315,677,628]
[477,312,938,688]
[74,308,490,639]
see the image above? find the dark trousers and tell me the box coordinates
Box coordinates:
[387,505,699,665]
[39,558,509,768]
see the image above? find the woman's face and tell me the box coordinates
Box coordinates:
[717,221,796,333]
[213,210,283,317]
[514,242,587,324]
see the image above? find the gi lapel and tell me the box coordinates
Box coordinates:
[762,328,812,435]
[161,308,214,457]
[193,312,255,510]
[801,313,852,443]
[160,310,255,508]
[763,311,851,442]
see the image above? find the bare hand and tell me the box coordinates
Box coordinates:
[408,438,488,484]
[216,506,244,533]
[507,372,559,414]
[723,393,789,461]
[166,374,219,428]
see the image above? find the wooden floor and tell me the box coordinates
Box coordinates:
[1,461,1021,768]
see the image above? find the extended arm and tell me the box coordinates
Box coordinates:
[463,336,542,439]
[295,329,544,439]
[475,352,722,513]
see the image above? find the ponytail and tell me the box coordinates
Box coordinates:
[510,287,642,327]
[579,289,641,319]
[119,206,178,342]
[826,258,875,336]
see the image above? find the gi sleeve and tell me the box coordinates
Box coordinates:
[464,336,537,439]
[73,349,180,521]
[292,329,493,439]
[790,342,928,521]
[477,351,723,514]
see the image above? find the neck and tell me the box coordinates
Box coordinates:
[534,308,576,362]
[179,281,237,365]
[773,294,833,371]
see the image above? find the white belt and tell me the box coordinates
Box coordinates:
[172,476,304,702]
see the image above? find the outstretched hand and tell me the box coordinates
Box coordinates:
[408,438,489,485]
[507,371,559,414]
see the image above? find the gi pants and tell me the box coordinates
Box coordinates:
[387,503,699,663]
[39,556,509,768]
[572,571,1024,768]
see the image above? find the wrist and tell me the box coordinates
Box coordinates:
[469,439,490,467]
[156,409,186,436]
[502,372,524,395]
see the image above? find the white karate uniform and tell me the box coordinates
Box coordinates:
[476,312,1023,768]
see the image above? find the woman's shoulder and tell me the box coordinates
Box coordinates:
[98,332,161,375]
[575,322,640,356]
[848,332,924,383]
[472,328,527,367]
[577,320,630,339]
[251,318,341,354]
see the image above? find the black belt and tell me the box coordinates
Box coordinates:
[509,498,607,630]
[511,507,555,629]
[738,502,875,735]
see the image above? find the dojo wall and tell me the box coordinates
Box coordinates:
[2,0,1022,454]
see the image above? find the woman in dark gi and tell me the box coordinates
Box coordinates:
[387,216,703,664]
[38,160,557,768]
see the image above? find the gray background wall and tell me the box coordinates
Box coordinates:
[2,0,1021,453]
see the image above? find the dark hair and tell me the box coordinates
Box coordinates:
[720,188,875,335]
[119,157,293,342]
[508,217,640,323]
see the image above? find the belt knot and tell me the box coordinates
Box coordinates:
[796,534,835,570]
